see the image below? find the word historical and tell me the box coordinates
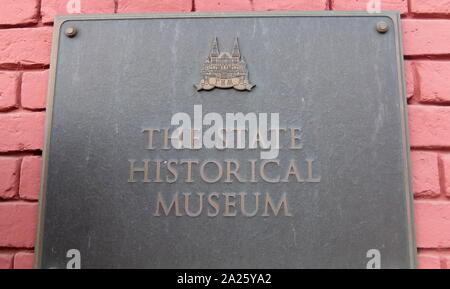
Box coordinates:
[127,105,321,218]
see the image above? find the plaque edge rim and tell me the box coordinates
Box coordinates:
[34,11,416,269]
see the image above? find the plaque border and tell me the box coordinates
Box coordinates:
[34,11,416,269]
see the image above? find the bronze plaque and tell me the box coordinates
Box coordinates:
[36,12,415,269]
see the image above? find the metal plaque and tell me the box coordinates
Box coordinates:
[36,12,416,269]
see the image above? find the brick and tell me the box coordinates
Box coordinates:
[117,0,192,13]
[0,253,14,269]
[0,157,21,200]
[410,151,440,198]
[415,61,450,104]
[41,0,116,24]
[417,254,441,269]
[195,0,252,11]
[19,156,42,201]
[415,201,450,248]
[0,28,52,69]
[14,252,35,269]
[0,72,19,111]
[440,154,450,197]
[0,112,46,152]
[332,0,408,14]
[404,61,414,99]
[408,106,450,148]
[21,70,49,110]
[411,0,450,15]
[0,202,38,248]
[253,0,327,11]
[0,0,39,26]
[444,257,450,269]
[402,20,450,56]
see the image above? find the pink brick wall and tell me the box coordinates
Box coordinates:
[0,0,449,269]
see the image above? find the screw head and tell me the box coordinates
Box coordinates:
[64,27,77,38]
[376,21,389,33]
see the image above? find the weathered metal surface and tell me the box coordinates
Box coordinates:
[36,12,415,269]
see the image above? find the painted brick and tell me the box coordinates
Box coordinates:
[411,0,450,15]
[14,252,34,269]
[402,20,450,56]
[0,0,448,270]
[0,72,19,111]
[0,28,52,69]
[415,61,450,104]
[415,201,450,248]
[417,254,441,269]
[21,70,49,110]
[0,0,39,26]
[117,0,192,13]
[408,106,450,148]
[0,202,38,248]
[0,112,46,152]
[442,254,450,269]
[440,154,450,197]
[404,61,414,99]
[253,0,327,11]
[332,0,408,14]
[0,157,21,200]
[411,151,440,198]
[41,0,116,24]
[19,156,42,201]
[0,253,14,269]
[195,0,252,11]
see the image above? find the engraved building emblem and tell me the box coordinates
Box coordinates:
[195,37,255,91]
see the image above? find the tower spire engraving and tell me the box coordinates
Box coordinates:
[210,37,219,58]
[231,37,240,59]
[195,37,255,91]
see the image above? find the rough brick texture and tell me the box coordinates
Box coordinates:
[445,258,450,269]
[0,28,52,69]
[0,202,38,248]
[402,20,450,56]
[332,0,408,14]
[195,0,251,11]
[417,254,441,269]
[415,201,450,248]
[19,157,42,201]
[0,112,46,152]
[0,72,19,111]
[0,157,21,200]
[440,154,450,197]
[411,0,450,15]
[14,252,34,269]
[415,61,450,104]
[410,152,440,198]
[0,0,39,26]
[408,106,450,148]
[41,0,116,24]
[253,0,327,11]
[21,70,49,110]
[0,253,14,269]
[117,0,192,13]
[404,61,415,99]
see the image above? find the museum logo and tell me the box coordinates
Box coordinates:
[195,37,255,91]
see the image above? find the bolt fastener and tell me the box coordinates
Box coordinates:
[65,27,77,38]
[376,21,389,33]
